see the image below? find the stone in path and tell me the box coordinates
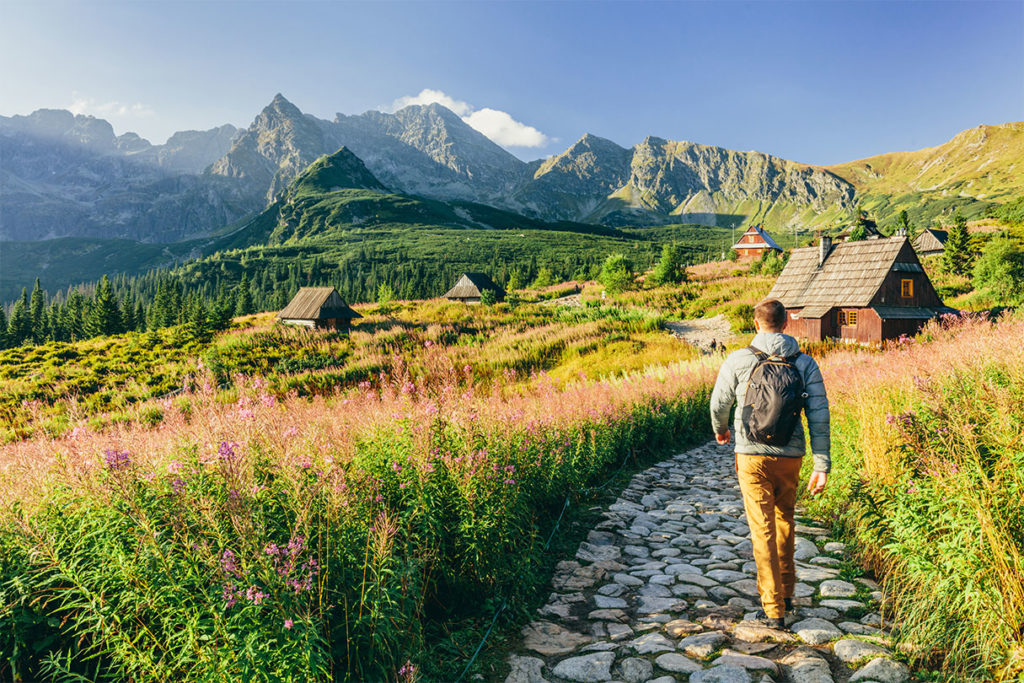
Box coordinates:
[550,652,615,682]
[502,440,910,683]
[850,657,911,683]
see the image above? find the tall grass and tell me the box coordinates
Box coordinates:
[0,345,715,681]
[805,313,1024,680]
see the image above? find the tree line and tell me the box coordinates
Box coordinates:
[0,244,676,349]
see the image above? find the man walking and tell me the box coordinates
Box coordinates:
[710,298,830,629]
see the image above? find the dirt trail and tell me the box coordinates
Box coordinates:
[665,316,734,352]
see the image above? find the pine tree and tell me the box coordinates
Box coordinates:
[29,278,46,344]
[235,274,254,316]
[0,306,9,349]
[85,275,122,338]
[64,289,86,341]
[942,213,974,276]
[650,243,687,285]
[8,289,32,346]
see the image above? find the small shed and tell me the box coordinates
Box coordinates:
[837,223,883,241]
[731,225,782,263]
[277,287,361,330]
[913,228,948,256]
[443,272,505,304]
[767,235,955,344]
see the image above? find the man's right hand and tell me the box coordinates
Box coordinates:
[715,430,731,445]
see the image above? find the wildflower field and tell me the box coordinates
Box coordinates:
[808,312,1024,680]
[0,330,716,680]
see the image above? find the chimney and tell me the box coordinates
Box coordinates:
[818,235,832,267]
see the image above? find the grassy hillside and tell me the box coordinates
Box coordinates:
[825,121,1024,227]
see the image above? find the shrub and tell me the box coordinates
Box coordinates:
[599,254,635,295]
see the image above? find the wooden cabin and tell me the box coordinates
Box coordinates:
[277,287,361,330]
[731,226,782,263]
[767,236,956,344]
[443,272,505,304]
[913,228,948,256]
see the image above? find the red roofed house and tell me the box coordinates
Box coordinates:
[731,225,782,263]
[767,235,956,344]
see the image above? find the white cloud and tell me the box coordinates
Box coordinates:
[388,88,550,149]
[67,93,155,119]
[463,108,550,148]
[390,88,472,117]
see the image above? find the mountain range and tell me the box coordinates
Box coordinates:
[1,94,1021,299]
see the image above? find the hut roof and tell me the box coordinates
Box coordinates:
[913,228,948,253]
[768,237,912,310]
[443,272,505,299]
[277,287,362,320]
[837,223,883,240]
[730,225,782,251]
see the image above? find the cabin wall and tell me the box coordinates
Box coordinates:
[837,307,882,344]
[872,270,942,307]
[783,309,824,341]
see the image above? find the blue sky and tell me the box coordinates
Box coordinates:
[2,0,1021,164]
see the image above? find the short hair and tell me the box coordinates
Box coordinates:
[754,298,787,330]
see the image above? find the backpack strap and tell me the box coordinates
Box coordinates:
[747,345,769,361]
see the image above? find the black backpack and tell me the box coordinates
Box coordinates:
[740,346,808,446]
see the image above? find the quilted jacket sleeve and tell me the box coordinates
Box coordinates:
[802,355,831,472]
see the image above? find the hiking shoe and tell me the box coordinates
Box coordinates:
[751,609,786,630]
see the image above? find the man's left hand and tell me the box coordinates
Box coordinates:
[807,471,828,495]
[715,430,731,445]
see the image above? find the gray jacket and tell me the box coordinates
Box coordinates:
[710,332,831,472]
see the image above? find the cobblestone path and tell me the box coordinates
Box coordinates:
[503,441,910,683]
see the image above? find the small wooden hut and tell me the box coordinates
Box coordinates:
[731,225,782,263]
[277,287,361,330]
[443,272,505,304]
[767,236,955,344]
[837,223,883,241]
[913,228,948,256]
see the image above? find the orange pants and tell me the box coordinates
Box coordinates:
[735,454,803,619]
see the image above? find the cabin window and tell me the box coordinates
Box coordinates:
[838,310,858,327]
[901,278,913,298]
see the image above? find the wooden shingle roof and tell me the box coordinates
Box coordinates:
[913,229,948,253]
[768,237,911,309]
[443,272,505,299]
[277,287,361,320]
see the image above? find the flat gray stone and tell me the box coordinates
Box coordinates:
[629,632,675,654]
[819,599,863,613]
[664,619,703,636]
[706,569,748,583]
[713,649,779,674]
[648,677,676,683]
[781,647,834,683]
[594,595,629,609]
[839,621,882,636]
[615,657,654,683]
[794,537,819,561]
[521,621,592,656]
[577,542,622,563]
[607,623,634,641]
[834,638,890,664]
[551,651,616,682]
[795,564,839,582]
[554,562,609,591]
[850,657,910,683]
[614,573,644,587]
[819,579,857,598]
[678,631,728,658]
[654,652,702,673]
[589,608,629,622]
[505,655,549,683]
[690,665,752,683]
[791,617,843,645]
[636,596,686,614]
[727,579,760,598]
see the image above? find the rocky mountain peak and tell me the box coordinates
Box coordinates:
[286,147,387,198]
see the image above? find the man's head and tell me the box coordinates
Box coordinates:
[754,298,787,332]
